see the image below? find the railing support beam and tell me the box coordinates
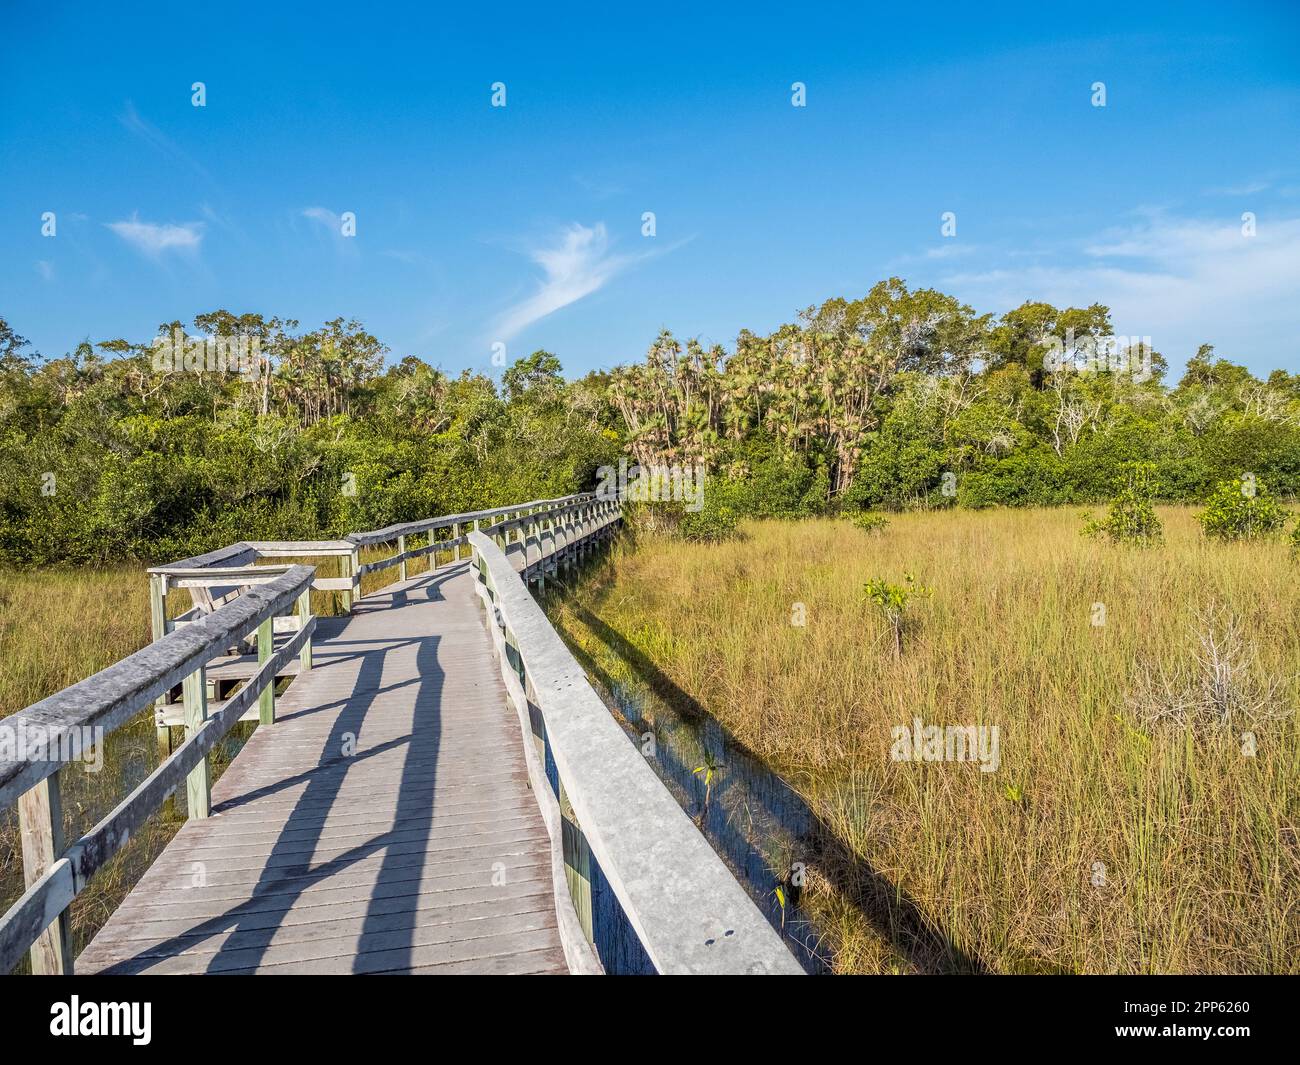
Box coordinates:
[17,775,72,974]
[183,667,211,819]
[297,589,313,671]
[258,617,276,725]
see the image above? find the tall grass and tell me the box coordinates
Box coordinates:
[549,507,1300,974]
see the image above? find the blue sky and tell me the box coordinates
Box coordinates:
[2,1,1298,378]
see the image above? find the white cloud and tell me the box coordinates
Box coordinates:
[494,222,637,340]
[105,214,204,256]
[119,101,211,182]
[34,260,54,281]
[924,243,977,260]
[1203,179,1272,197]
[938,212,1300,370]
[301,206,342,230]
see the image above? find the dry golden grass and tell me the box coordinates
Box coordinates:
[550,507,1300,974]
[0,567,151,717]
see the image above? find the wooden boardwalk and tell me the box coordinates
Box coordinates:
[77,563,568,975]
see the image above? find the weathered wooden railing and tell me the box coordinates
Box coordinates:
[147,493,592,631]
[145,494,591,740]
[0,491,593,975]
[0,566,315,975]
[470,502,804,974]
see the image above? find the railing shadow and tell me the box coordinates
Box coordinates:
[89,569,457,973]
[562,603,995,975]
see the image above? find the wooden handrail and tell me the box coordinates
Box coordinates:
[468,501,803,974]
[0,490,598,975]
[0,565,316,974]
[146,494,596,619]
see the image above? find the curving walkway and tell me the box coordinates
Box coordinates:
[77,563,567,975]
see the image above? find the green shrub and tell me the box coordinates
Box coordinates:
[849,511,890,534]
[863,571,932,657]
[1289,516,1300,559]
[679,500,740,543]
[1080,462,1163,545]
[1198,476,1291,541]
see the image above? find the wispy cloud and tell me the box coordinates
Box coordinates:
[494,222,646,340]
[34,260,54,282]
[1202,178,1273,197]
[300,207,358,258]
[105,214,204,256]
[938,211,1300,368]
[118,101,211,182]
[924,243,978,260]
[301,206,343,231]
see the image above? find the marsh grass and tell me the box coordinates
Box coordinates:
[549,507,1300,973]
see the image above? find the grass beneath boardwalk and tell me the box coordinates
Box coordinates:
[548,507,1300,974]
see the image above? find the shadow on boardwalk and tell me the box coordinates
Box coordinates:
[91,571,459,974]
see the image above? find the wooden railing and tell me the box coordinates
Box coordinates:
[144,494,591,740]
[0,566,315,975]
[470,501,804,975]
[0,489,801,976]
[147,493,593,630]
[0,492,592,976]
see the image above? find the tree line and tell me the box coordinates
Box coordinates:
[1,278,1296,566]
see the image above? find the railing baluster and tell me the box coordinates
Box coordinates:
[298,589,313,672]
[398,534,407,581]
[258,617,275,725]
[17,775,72,974]
[183,666,211,819]
[150,572,173,760]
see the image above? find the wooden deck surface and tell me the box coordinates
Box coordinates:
[77,563,568,975]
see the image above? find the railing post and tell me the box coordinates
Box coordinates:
[183,667,211,819]
[340,552,353,612]
[535,517,546,594]
[258,617,276,725]
[17,775,73,974]
[150,573,173,760]
[298,589,312,672]
[398,534,407,582]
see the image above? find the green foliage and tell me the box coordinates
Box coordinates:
[678,498,740,543]
[3,276,1298,567]
[1081,462,1163,545]
[849,511,890,534]
[1198,477,1291,541]
[863,571,932,656]
[1290,516,1300,560]
[0,313,619,566]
